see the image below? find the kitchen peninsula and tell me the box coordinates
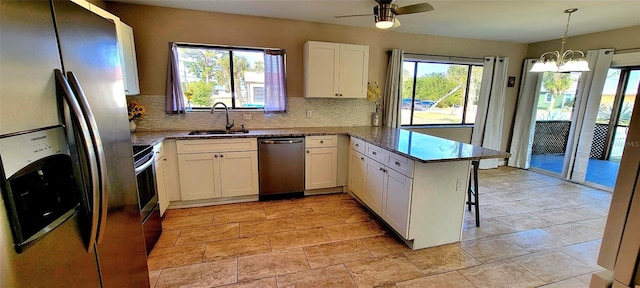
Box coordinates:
[132,126,509,249]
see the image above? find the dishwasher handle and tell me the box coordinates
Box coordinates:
[261,139,304,144]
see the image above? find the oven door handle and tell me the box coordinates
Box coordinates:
[55,70,99,253]
[66,71,109,245]
[135,157,154,174]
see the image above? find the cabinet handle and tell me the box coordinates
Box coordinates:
[395,161,401,166]
[307,150,310,153]
[220,154,224,158]
[384,169,388,173]
[214,155,218,158]
[320,140,324,144]
[163,158,167,161]
[372,151,377,155]
[379,167,383,171]
[360,157,364,161]
[355,144,359,147]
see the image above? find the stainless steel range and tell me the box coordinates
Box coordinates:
[132,144,162,254]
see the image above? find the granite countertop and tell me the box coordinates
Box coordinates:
[130,126,510,163]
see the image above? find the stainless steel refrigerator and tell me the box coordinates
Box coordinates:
[591,86,640,287]
[0,0,149,287]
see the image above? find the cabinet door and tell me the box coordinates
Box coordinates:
[305,147,338,190]
[178,153,219,200]
[383,169,412,238]
[219,151,259,197]
[364,157,386,214]
[338,44,369,98]
[116,22,140,95]
[305,42,339,98]
[348,150,367,199]
[155,157,169,216]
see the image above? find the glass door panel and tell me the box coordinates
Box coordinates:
[610,70,639,161]
[585,69,639,189]
[529,72,582,176]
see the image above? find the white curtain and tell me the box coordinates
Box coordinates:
[264,49,287,113]
[567,49,614,182]
[508,59,543,169]
[471,57,509,169]
[383,49,404,128]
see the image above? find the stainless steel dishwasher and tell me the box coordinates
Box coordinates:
[258,137,305,200]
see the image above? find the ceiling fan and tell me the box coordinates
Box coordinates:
[335,0,434,29]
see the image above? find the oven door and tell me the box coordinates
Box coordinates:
[135,156,158,219]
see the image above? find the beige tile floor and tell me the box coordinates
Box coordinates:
[148,166,610,288]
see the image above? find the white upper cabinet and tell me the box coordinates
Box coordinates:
[71,0,140,95]
[115,22,140,95]
[304,41,369,98]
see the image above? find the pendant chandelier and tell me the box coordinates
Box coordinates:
[530,8,589,73]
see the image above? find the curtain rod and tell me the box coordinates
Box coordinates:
[605,47,640,54]
[172,41,284,52]
[398,51,484,61]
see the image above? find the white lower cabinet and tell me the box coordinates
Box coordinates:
[305,147,338,189]
[348,151,366,200]
[382,168,412,238]
[153,143,169,215]
[348,137,414,240]
[177,139,258,201]
[305,135,338,190]
[364,157,386,215]
[178,153,219,200]
[219,151,259,197]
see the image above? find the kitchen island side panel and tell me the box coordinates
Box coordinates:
[409,160,470,250]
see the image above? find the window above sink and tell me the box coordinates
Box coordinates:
[174,43,287,113]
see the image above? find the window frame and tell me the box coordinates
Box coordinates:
[175,43,278,111]
[401,59,482,127]
[545,93,553,103]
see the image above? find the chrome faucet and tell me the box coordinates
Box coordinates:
[211,102,234,131]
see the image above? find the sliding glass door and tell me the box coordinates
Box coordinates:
[584,68,639,188]
[529,72,583,177]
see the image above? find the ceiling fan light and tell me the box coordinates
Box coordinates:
[375,20,394,29]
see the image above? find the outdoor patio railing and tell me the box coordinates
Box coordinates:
[532,120,627,161]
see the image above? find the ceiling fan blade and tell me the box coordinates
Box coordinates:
[334,13,374,18]
[393,3,434,15]
[392,18,401,28]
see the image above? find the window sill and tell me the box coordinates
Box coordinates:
[189,108,265,113]
[402,124,474,129]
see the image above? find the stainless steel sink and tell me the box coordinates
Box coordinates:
[188,129,249,135]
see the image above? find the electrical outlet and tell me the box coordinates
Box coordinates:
[456,178,465,191]
[306,110,312,118]
[242,114,252,120]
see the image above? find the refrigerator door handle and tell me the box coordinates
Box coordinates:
[66,71,109,244]
[54,69,100,253]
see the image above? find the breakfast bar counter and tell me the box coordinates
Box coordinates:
[130,126,509,163]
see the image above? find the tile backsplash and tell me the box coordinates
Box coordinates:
[129,95,376,131]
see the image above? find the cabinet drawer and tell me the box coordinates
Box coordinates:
[306,135,337,148]
[350,137,365,154]
[365,143,387,164]
[388,152,414,178]
[177,138,257,154]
